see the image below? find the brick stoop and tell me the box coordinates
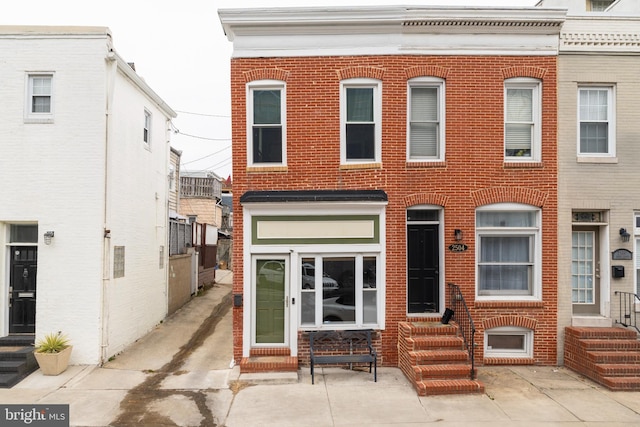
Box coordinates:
[398,321,484,396]
[240,348,298,373]
[564,326,640,391]
[0,335,37,388]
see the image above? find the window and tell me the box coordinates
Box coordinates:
[300,255,378,328]
[114,246,125,278]
[484,327,533,359]
[144,110,151,146]
[26,74,53,122]
[247,81,285,165]
[578,86,615,157]
[159,245,165,269]
[476,204,541,299]
[341,79,381,164]
[504,79,541,161]
[408,78,445,161]
[589,0,613,11]
[9,224,38,243]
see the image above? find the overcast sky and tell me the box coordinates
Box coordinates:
[4,0,538,180]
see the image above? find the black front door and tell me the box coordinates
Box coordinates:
[407,224,439,313]
[9,246,37,333]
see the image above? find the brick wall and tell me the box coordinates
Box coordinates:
[231,55,558,367]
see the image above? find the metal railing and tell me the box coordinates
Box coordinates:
[614,291,640,333]
[447,283,476,380]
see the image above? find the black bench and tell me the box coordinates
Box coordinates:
[309,329,377,384]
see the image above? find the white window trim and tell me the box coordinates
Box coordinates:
[24,73,54,123]
[504,78,541,162]
[577,85,616,159]
[340,78,382,165]
[246,80,287,167]
[475,203,542,301]
[407,77,445,162]
[484,326,533,359]
[144,109,152,149]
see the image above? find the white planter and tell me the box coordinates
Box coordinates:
[34,346,72,376]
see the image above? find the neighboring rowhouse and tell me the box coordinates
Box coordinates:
[538,0,640,389]
[0,26,176,365]
[219,6,565,393]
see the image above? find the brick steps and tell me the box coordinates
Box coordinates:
[564,326,640,391]
[240,348,298,373]
[399,321,484,396]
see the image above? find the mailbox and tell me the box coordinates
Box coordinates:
[612,265,625,278]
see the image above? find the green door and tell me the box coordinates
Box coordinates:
[255,258,287,344]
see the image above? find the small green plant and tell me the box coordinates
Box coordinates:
[35,332,70,354]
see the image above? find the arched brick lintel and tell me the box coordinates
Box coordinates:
[471,187,548,208]
[483,315,538,331]
[244,68,290,83]
[337,66,385,81]
[501,66,547,80]
[405,65,450,80]
[403,193,449,208]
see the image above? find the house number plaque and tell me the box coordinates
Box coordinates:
[448,244,468,252]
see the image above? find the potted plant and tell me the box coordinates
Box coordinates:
[34,332,72,375]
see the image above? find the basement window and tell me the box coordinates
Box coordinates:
[484,327,533,358]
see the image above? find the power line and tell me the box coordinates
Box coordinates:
[182,146,231,165]
[175,130,230,141]
[175,110,230,118]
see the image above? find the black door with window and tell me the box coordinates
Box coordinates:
[407,225,439,313]
[9,247,37,333]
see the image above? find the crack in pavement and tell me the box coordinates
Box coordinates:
[111,287,232,427]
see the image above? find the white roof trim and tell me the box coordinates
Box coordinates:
[219,6,567,57]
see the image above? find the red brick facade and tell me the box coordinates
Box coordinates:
[230,55,558,367]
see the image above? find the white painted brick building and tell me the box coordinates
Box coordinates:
[0,26,176,364]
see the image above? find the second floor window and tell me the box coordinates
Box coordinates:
[144,110,151,146]
[248,81,285,165]
[578,86,615,157]
[408,78,445,161]
[26,74,54,122]
[504,78,541,161]
[341,79,381,164]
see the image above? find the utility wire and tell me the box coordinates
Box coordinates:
[175,110,230,118]
[182,146,231,165]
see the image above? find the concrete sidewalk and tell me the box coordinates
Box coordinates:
[3,269,640,426]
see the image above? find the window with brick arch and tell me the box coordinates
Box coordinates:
[476,203,541,300]
[247,80,286,166]
[407,77,445,161]
[340,78,381,164]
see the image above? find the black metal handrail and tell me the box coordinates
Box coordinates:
[447,283,476,380]
[614,291,640,333]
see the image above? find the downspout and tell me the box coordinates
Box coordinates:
[101,48,117,365]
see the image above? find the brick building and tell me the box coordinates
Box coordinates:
[219,6,565,392]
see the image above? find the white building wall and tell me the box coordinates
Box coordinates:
[0,27,175,365]
[103,66,170,358]
[0,30,108,364]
